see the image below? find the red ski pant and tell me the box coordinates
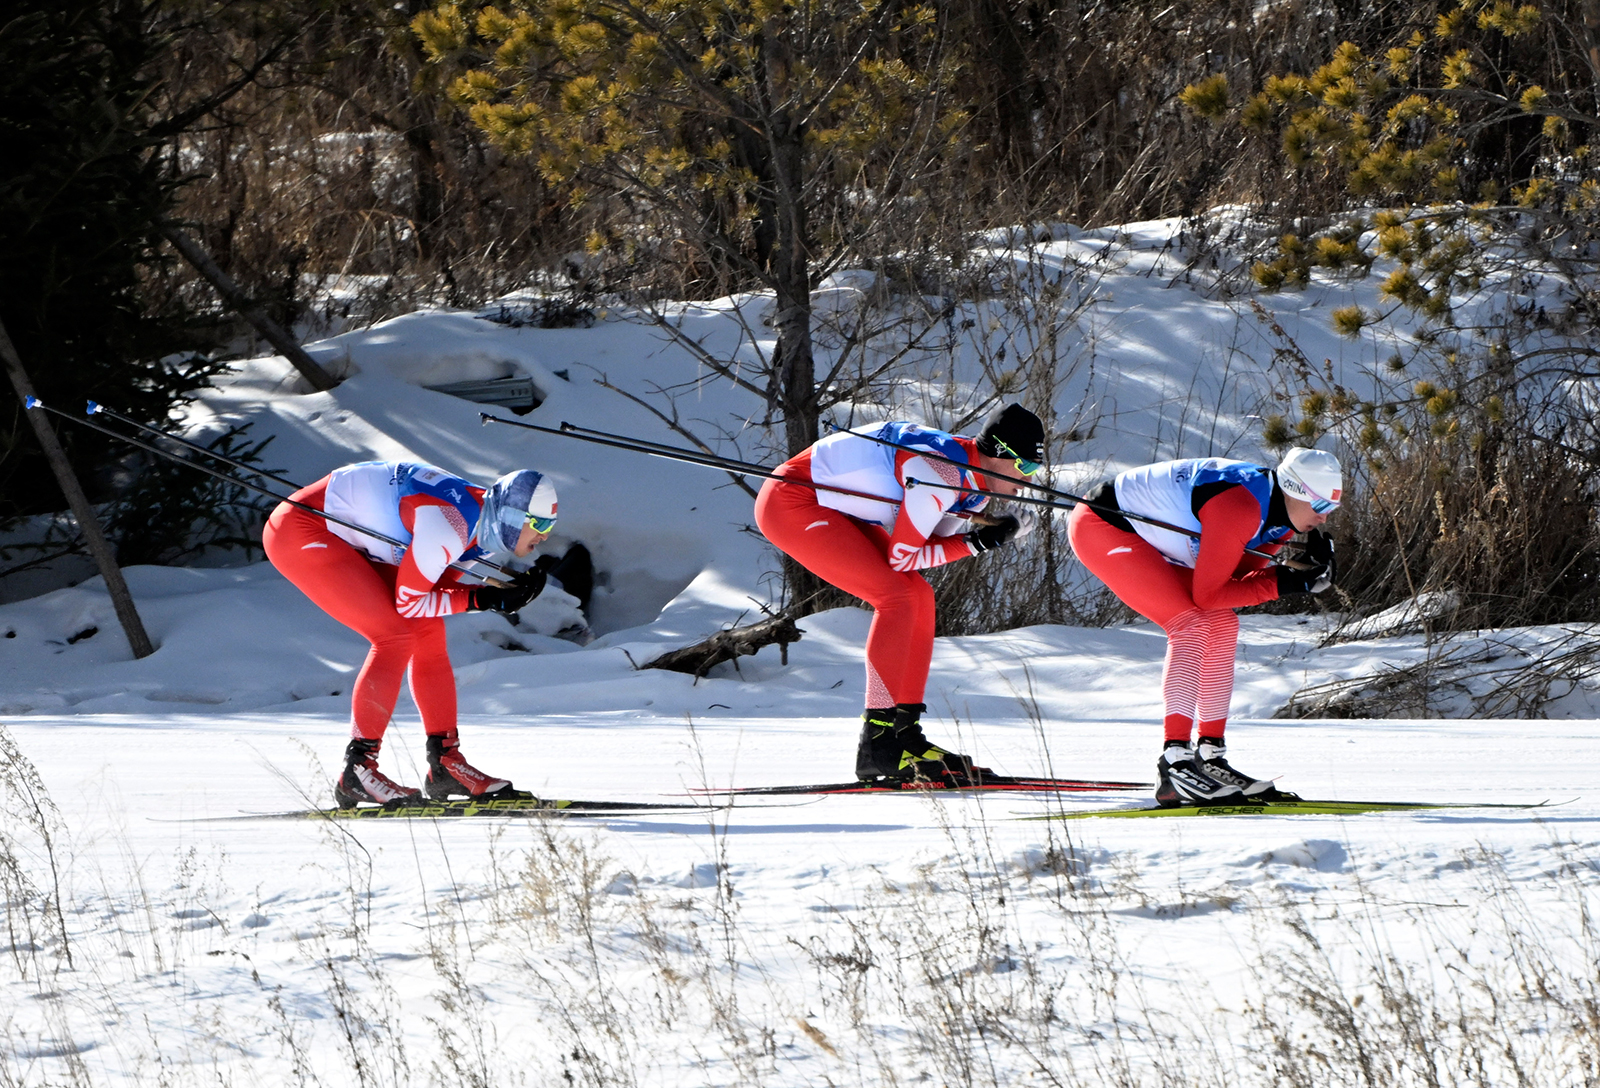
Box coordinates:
[755,474,935,708]
[263,480,457,743]
[1068,504,1239,742]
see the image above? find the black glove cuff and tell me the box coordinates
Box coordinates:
[1276,564,1313,596]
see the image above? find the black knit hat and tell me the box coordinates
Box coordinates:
[975,403,1045,463]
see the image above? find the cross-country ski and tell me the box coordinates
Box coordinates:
[692,773,1151,797]
[1034,797,1556,820]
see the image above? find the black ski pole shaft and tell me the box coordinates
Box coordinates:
[833,421,1284,560]
[480,413,911,510]
[28,399,514,580]
[831,421,1154,528]
[486,413,1279,560]
[482,413,770,476]
[558,420,763,466]
[547,421,1063,520]
[86,400,304,494]
[906,475,1279,560]
[483,412,770,475]
[827,419,1162,522]
[562,420,1070,515]
[901,475,1074,514]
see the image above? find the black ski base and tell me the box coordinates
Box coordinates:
[693,773,1150,798]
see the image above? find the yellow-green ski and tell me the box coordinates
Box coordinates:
[1032,798,1554,820]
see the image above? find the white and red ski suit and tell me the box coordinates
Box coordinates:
[263,462,491,741]
[1068,458,1294,744]
[755,423,996,708]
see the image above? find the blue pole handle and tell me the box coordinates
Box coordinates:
[86,400,102,415]
[23,395,41,409]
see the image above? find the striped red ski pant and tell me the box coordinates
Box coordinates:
[263,479,457,743]
[1068,504,1240,742]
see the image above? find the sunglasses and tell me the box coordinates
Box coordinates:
[992,437,1042,477]
[525,513,556,534]
[1308,497,1339,515]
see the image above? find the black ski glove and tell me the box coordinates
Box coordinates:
[1275,529,1336,597]
[1300,528,1336,573]
[468,567,546,615]
[965,514,1020,554]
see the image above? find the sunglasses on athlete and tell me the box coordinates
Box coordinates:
[1308,497,1339,515]
[992,437,1042,477]
[526,513,556,534]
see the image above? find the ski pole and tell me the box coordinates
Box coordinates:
[485,413,773,476]
[545,418,1072,516]
[486,412,1273,548]
[499,414,1067,521]
[830,421,1185,537]
[26,398,516,580]
[479,412,919,511]
[902,473,1281,561]
[485,412,1287,562]
[831,421,1286,561]
[86,400,304,494]
[558,419,758,466]
[551,420,1081,518]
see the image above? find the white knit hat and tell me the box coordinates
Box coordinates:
[1277,447,1343,509]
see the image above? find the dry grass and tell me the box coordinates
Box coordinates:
[5,726,1600,1087]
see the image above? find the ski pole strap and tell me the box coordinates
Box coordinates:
[1079,480,1135,533]
[27,398,514,581]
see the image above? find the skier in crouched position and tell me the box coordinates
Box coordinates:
[755,404,1045,784]
[1068,448,1340,806]
[264,462,557,806]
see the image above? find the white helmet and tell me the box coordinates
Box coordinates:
[1277,447,1343,511]
[477,469,558,552]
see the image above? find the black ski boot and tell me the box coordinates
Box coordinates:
[425,732,535,801]
[854,703,981,784]
[1154,740,1244,807]
[335,738,423,808]
[1196,738,1273,798]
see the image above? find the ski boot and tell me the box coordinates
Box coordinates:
[335,738,423,808]
[1195,738,1274,799]
[854,703,983,785]
[1155,741,1244,807]
[425,732,534,801]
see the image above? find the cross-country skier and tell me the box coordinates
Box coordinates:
[755,404,1046,783]
[1067,448,1341,806]
[263,461,557,806]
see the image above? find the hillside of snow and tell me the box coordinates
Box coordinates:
[2,216,1598,1085]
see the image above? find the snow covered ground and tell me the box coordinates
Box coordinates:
[3,216,1599,1085]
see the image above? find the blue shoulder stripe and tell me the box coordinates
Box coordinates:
[878,423,985,513]
[1192,461,1293,550]
[398,464,490,562]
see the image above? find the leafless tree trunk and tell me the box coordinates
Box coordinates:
[160,224,337,392]
[0,318,155,659]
